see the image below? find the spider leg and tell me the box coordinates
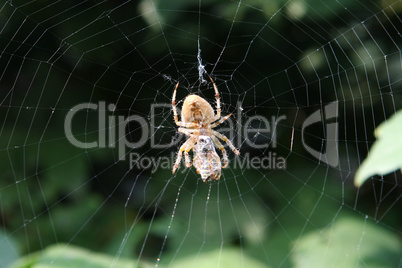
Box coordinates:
[210,113,232,128]
[173,128,200,172]
[178,129,198,168]
[184,149,192,168]
[172,137,196,174]
[212,130,240,155]
[178,127,197,135]
[172,82,180,125]
[176,121,202,128]
[209,76,221,122]
[178,128,202,142]
[211,136,229,168]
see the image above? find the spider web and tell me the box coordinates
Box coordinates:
[0,0,401,267]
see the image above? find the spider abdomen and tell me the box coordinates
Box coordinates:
[181,95,214,124]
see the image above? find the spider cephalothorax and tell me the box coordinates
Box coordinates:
[171,76,240,182]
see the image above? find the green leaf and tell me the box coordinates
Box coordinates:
[292,217,402,268]
[0,230,20,268]
[10,244,138,268]
[354,110,402,186]
[171,247,268,268]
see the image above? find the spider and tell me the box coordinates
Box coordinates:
[172,76,240,182]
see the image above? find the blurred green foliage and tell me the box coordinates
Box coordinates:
[292,217,402,267]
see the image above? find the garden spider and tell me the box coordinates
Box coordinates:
[172,76,240,182]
